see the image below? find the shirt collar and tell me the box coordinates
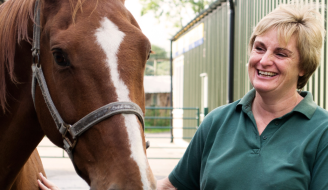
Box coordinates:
[236,89,317,120]
[236,88,255,112]
[293,91,317,119]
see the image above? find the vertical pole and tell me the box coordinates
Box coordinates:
[204,107,208,116]
[170,40,174,143]
[154,59,157,75]
[197,108,200,127]
[228,0,235,103]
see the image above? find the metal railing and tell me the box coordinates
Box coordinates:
[144,107,199,142]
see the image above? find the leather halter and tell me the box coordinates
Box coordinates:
[31,0,147,173]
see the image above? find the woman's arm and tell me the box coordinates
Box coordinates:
[157,177,177,190]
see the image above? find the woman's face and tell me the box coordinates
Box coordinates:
[248,29,304,95]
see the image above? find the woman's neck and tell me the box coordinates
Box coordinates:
[251,90,303,135]
[253,90,303,117]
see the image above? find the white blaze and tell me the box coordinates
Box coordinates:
[95,17,150,189]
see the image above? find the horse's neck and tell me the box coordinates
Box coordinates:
[10,150,46,190]
[0,40,45,190]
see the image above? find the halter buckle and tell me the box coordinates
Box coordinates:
[61,123,77,149]
[32,53,40,67]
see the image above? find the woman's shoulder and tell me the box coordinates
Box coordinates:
[207,100,241,119]
[314,106,328,116]
[309,107,328,137]
[310,105,328,126]
[200,100,242,132]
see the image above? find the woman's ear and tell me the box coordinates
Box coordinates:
[299,69,305,77]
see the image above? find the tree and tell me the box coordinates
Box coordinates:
[150,44,168,60]
[140,0,213,29]
[145,45,170,76]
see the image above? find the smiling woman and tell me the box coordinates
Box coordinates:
[158,3,328,190]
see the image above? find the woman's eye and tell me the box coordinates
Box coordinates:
[277,53,287,57]
[53,51,70,66]
[255,46,264,51]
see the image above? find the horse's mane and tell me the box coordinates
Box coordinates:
[0,0,85,113]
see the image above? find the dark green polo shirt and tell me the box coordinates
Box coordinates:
[169,89,328,190]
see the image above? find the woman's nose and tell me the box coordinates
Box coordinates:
[260,52,273,66]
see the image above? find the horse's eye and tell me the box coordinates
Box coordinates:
[53,50,70,66]
[147,50,152,60]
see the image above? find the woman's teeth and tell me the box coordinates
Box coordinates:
[258,70,277,77]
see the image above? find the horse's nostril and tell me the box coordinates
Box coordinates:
[146,140,150,149]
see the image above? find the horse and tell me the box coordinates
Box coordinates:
[0,0,157,189]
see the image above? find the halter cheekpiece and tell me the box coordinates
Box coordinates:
[31,0,147,174]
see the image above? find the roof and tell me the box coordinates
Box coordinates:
[144,76,171,93]
[171,0,226,41]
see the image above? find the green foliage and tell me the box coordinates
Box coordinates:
[140,0,214,28]
[145,61,170,75]
[145,108,171,133]
[145,45,170,75]
[150,45,168,59]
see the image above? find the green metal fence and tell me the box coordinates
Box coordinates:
[145,107,199,142]
[37,107,199,159]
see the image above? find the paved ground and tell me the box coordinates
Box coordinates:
[37,132,188,190]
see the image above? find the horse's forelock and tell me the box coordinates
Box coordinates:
[0,0,35,113]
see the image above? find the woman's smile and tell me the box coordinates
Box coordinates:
[257,70,278,77]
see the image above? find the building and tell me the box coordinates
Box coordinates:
[144,75,171,107]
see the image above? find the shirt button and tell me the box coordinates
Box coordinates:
[263,136,267,140]
[275,121,279,125]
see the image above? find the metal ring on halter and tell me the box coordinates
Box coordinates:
[61,123,77,150]
[32,53,40,66]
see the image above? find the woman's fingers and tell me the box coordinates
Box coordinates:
[38,173,61,190]
[39,173,54,187]
[37,179,49,190]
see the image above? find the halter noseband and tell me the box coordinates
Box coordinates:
[31,0,147,174]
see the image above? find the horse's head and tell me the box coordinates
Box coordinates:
[34,0,156,189]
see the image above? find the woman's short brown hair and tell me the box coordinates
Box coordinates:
[248,3,325,89]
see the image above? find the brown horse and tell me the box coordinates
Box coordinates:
[0,0,156,189]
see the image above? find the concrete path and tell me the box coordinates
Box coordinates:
[37,132,188,189]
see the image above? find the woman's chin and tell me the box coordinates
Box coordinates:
[253,85,275,94]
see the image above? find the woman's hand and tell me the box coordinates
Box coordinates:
[157,177,177,190]
[37,172,61,190]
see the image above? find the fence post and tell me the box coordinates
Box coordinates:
[170,107,173,143]
[197,108,200,127]
[204,107,208,116]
